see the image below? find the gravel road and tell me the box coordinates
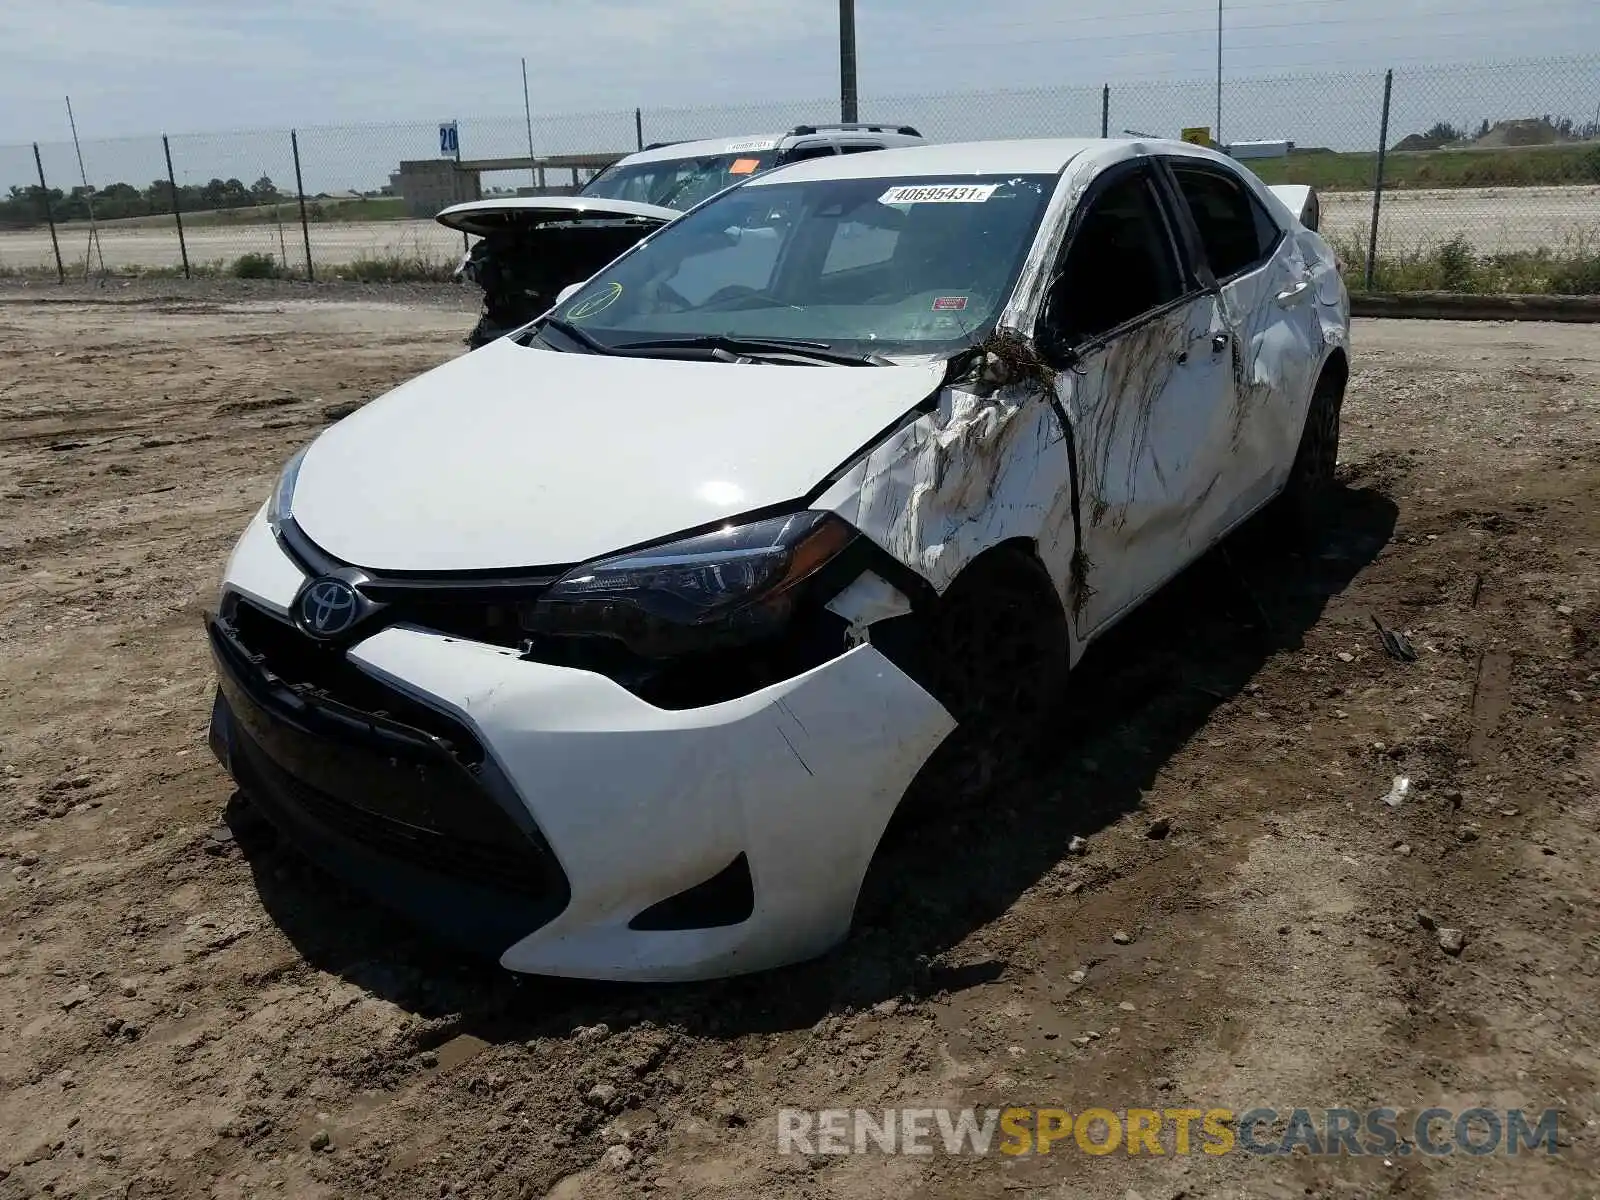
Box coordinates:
[2,184,1596,273]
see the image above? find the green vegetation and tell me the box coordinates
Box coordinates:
[0,182,403,231]
[1331,232,1600,294]
[0,249,453,283]
[157,196,408,228]
[333,250,456,283]
[1251,141,1600,192]
[228,252,286,279]
[1,176,284,225]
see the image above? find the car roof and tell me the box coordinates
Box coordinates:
[614,129,924,166]
[742,136,1244,184]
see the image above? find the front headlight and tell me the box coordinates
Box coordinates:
[526,511,856,659]
[266,446,309,532]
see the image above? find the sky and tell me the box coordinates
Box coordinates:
[2,0,1597,191]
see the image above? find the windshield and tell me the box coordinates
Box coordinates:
[581,151,779,210]
[549,173,1056,359]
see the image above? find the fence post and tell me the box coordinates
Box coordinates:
[161,135,190,280]
[1365,68,1393,292]
[32,143,65,284]
[453,119,467,254]
[291,129,314,282]
[635,107,644,151]
[1100,85,1110,138]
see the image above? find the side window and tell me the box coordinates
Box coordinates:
[1051,170,1184,345]
[838,143,885,154]
[1172,166,1281,279]
[780,144,837,165]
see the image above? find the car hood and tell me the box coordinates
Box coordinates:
[435,196,678,237]
[289,339,948,572]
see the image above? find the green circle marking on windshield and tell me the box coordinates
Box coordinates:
[567,282,622,321]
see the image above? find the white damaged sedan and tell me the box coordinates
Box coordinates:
[207,138,1348,981]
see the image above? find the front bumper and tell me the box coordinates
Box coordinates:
[209,509,956,981]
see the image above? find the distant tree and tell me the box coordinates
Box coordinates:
[1476,118,1491,139]
[249,175,280,202]
[1422,121,1463,144]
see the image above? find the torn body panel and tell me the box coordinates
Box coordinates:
[817,380,1078,628]
[346,626,956,981]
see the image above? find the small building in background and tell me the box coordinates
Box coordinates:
[389,159,481,219]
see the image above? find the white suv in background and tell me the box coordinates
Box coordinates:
[579,123,928,209]
[440,123,926,346]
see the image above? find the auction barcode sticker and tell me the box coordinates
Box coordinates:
[879,184,999,205]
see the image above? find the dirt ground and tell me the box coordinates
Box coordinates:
[1,281,1597,1200]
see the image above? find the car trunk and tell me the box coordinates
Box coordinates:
[436,198,676,347]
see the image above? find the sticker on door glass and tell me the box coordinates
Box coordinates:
[879,183,999,205]
[566,281,622,320]
[932,295,969,311]
[728,158,761,175]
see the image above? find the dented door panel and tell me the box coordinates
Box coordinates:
[1062,290,1236,640]
[1211,234,1325,524]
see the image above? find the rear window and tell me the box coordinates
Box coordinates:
[1171,166,1282,279]
[581,152,778,210]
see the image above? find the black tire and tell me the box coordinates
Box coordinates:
[902,547,1070,805]
[1271,364,1344,534]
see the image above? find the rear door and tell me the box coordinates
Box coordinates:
[1160,158,1321,518]
[1042,161,1239,641]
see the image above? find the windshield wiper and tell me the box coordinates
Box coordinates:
[537,316,615,355]
[612,335,883,366]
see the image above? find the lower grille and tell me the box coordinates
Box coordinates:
[210,605,569,915]
[229,728,557,898]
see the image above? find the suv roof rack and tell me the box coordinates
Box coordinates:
[787,122,922,137]
[642,140,689,151]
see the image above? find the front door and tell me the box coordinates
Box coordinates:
[1041,163,1238,641]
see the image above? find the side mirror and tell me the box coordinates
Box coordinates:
[554,282,583,308]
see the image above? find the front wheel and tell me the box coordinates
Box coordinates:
[895,547,1070,806]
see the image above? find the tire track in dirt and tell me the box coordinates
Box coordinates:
[0,292,1596,1200]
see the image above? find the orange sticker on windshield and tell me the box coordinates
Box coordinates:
[729,158,761,175]
[932,295,969,311]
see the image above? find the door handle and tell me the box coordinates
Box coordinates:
[1276,279,1311,304]
[1211,332,1230,354]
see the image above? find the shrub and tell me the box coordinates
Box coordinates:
[1434,236,1479,292]
[338,251,455,283]
[229,252,282,279]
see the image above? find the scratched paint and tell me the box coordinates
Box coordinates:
[821,143,1348,661]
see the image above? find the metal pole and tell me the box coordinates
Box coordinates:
[839,0,858,124]
[1215,0,1223,145]
[162,135,190,280]
[522,58,537,190]
[1100,85,1110,138]
[635,107,644,151]
[32,143,64,284]
[65,95,106,277]
[291,129,314,282]
[453,119,467,254]
[1365,69,1394,292]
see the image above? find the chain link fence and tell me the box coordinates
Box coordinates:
[3,55,1597,292]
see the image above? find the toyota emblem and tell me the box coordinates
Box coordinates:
[296,577,360,638]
